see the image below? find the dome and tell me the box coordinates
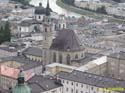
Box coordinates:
[11,84,31,93]
[10,70,31,93]
[34,1,52,16]
[35,7,46,15]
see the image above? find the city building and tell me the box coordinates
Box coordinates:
[86,51,125,80]
[57,70,125,93]
[46,63,77,76]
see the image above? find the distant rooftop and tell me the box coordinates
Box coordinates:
[108,51,125,60]
[1,56,42,70]
[28,75,63,93]
[57,70,125,91]
[23,47,43,57]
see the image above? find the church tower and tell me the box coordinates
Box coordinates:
[42,15,53,49]
[42,2,53,64]
[58,15,67,30]
[46,0,51,16]
[9,70,31,93]
[42,0,52,49]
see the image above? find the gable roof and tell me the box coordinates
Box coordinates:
[50,29,84,51]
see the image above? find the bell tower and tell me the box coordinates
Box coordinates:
[58,15,67,30]
[42,15,53,65]
[42,15,53,49]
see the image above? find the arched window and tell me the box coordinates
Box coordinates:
[53,52,56,62]
[55,25,57,30]
[75,54,78,59]
[39,16,41,19]
[59,54,63,63]
[67,54,70,65]
[81,53,84,57]
[34,26,37,31]
[63,24,65,28]
[45,28,47,32]
[34,16,36,19]
[59,24,61,29]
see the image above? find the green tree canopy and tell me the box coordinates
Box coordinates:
[11,0,30,5]
[96,6,107,14]
[0,22,11,44]
[62,0,75,5]
[113,0,122,3]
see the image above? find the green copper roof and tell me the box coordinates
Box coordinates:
[10,70,31,93]
[12,84,31,93]
[18,70,24,78]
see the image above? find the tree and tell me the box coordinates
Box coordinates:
[11,0,30,5]
[62,0,75,5]
[113,0,122,3]
[96,6,107,14]
[0,22,11,44]
[4,21,11,42]
[0,26,5,43]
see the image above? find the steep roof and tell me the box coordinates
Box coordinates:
[50,29,84,51]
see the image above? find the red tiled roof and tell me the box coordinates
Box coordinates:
[0,65,34,81]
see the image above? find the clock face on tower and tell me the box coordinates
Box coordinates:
[18,77,24,84]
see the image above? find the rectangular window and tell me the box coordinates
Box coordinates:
[67,81,69,84]
[76,83,78,86]
[81,84,83,88]
[71,89,73,92]
[66,88,68,91]
[76,90,78,93]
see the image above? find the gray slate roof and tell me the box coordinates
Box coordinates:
[0,47,18,52]
[19,20,38,27]
[23,47,43,57]
[108,51,125,60]
[1,56,42,70]
[100,0,117,4]
[50,29,84,51]
[28,76,63,93]
[71,53,96,65]
[57,70,125,90]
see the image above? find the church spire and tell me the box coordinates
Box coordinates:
[46,0,50,16]
[47,0,50,9]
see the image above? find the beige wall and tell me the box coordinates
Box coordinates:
[0,75,17,89]
[86,56,125,80]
